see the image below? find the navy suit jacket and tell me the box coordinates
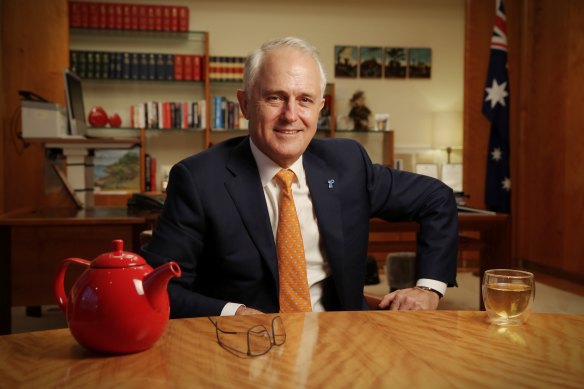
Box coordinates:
[142,136,458,318]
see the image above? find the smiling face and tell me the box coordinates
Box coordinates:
[237,47,325,168]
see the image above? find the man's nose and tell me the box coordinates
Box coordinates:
[281,100,298,123]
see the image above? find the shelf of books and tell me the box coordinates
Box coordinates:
[68,1,211,206]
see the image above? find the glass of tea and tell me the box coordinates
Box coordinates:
[482,269,535,326]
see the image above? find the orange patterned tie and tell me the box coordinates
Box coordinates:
[275,169,312,313]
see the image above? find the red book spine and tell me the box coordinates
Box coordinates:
[163,102,171,129]
[182,102,188,129]
[162,6,171,31]
[174,55,184,81]
[122,4,131,30]
[147,6,155,31]
[138,5,148,30]
[130,5,140,30]
[106,3,116,29]
[88,2,99,28]
[170,6,179,32]
[192,55,201,81]
[79,2,89,28]
[178,6,189,32]
[114,4,123,30]
[154,6,163,31]
[98,3,108,29]
[183,55,193,81]
[69,2,82,28]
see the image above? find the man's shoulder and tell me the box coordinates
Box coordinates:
[306,137,365,161]
[308,137,362,152]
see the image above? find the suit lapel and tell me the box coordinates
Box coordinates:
[224,138,279,285]
[303,150,345,278]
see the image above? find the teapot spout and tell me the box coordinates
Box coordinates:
[143,262,181,312]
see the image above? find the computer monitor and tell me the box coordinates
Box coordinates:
[64,69,87,136]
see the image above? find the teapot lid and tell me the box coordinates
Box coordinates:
[91,239,147,268]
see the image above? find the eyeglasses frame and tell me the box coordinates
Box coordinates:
[207,315,286,357]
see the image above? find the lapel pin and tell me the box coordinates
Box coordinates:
[327,179,335,189]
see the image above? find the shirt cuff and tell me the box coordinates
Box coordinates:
[221,302,245,316]
[416,279,447,297]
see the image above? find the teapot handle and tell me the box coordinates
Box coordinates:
[54,257,91,312]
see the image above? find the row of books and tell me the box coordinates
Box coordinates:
[69,2,189,32]
[70,51,205,81]
[213,97,248,130]
[209,56,246,83]
[130,101,208,130]
[128,98,250,131]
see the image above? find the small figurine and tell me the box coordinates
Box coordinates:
[348,91,371,131]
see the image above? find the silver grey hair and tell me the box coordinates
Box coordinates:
[242,37,327,98]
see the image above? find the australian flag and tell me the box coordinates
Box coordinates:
[483,0,511,213]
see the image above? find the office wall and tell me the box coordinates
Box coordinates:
[84,0,465,149]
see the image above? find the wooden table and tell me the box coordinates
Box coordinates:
[0,207,157,335]
[0,311,582,388]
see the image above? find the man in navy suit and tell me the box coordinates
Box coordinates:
[142,37,458,318]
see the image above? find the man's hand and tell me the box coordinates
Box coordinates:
[235,306,264,315]
[378,287,440,311]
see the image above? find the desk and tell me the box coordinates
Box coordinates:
[0,207,157,335]
[0,311,582,387]
[369,213,511,307]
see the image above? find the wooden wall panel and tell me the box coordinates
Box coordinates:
[1,0,69,213]
[465,0,584,282]
[518,0,568,266]
[463,0,493,209]
[562,1,584,275]
[514,0,584,280]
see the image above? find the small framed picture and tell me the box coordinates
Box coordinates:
[334,46,358,78]
[441,163,463,192]
[374,113,390,131]
[94,147,141,192]
[415,163,439,179]
[408,48,432,78]
[384,47,407,78]
[359,47,382,78]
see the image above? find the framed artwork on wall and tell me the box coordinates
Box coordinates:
[334,45,358,78]
[94,147,141,192]
[384,47,407,78]
[408,48,432,78]
[359,47,382,78]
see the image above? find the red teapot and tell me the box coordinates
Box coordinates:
[54,239,181,354]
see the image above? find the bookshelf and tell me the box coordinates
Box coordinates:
[68,24,211,203]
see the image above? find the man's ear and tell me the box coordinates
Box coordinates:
[236,89,249,119]
[319,97,325,113]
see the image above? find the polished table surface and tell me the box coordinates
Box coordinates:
[1,311,582,388]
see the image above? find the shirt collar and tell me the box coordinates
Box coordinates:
[249,138,305,187]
